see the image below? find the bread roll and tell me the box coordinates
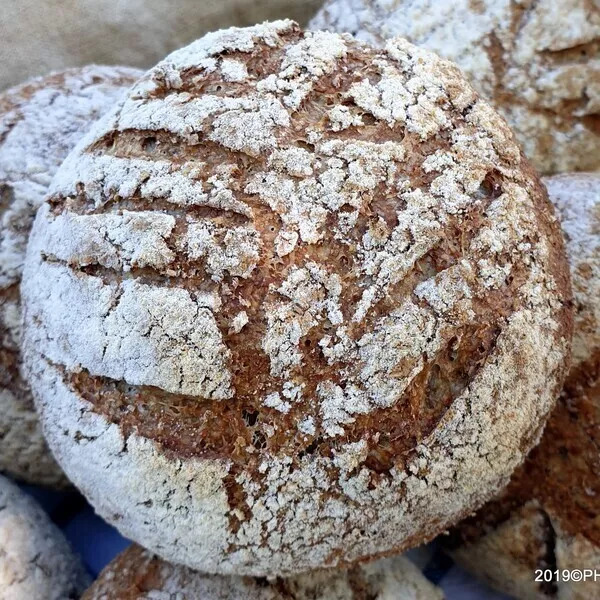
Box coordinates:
[22,21,572,576]
[0,66,142,486]
[310,0,600,175]
[0,474,89,599]
[83,544,443,600]
[445,173,600,600]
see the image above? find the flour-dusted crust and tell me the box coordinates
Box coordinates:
[22,21,572,576]
[0,66,142,487]
[310,0,600,175]
[0,474,89,599]
[446,173,600,599]
[83,545,443,600]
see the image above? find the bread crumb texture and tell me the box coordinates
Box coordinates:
[446,173,600,600]
[22,21,572,575]
[310,0,600,175]
[0,474,90,599]
[83,544,443,600]
[0,66,141,486]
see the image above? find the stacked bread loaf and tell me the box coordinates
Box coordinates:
[311,0,600,175]
[0,474,89,599]
[0,66,141,487]
[1,0,598,598]
[82,545,444,599]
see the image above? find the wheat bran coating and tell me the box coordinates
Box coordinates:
[0,66,142,486]
[310,0,600,175]
[0,474,89,599]
[22,21,572,575]
[83,544,443,600]
[445,173,600,600]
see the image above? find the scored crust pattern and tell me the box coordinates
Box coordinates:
[22,21,572,575]
[0,65,141,486]
[310,0,600,175]
[446,173,600,599]
[82,544,443,600]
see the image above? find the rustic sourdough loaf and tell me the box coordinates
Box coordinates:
[82,544,443,600]
[310,0,600,175]
[0,66,142,487]
[0,474,89,599]
[445,173,600,600]
[22,21,572,575]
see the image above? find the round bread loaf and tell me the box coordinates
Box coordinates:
[310,0,600,175]
[82,544,443,600]
[22,21,572,576]
[0,474,90,599]
[0,66,142,487]
[445,173,600,600]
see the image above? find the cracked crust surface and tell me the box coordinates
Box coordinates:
[82,544,443,600]
[0,66,142,487]
[445,173,600,600]
[310,0,600,175]
[22,21,572,576]
[0,474,89,599]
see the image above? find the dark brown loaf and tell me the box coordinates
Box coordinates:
[82,544,444,600]
[445,173,600,600]
[22,21,572,576]
[0,66,142,486]
[310,0,600,175]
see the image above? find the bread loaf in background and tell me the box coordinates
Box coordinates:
[83,545,444,600]
[310,0,600,175]
[445,173,600,600]
[0,0,321,91]
[0,65,142,487]
[0,474,90,599]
